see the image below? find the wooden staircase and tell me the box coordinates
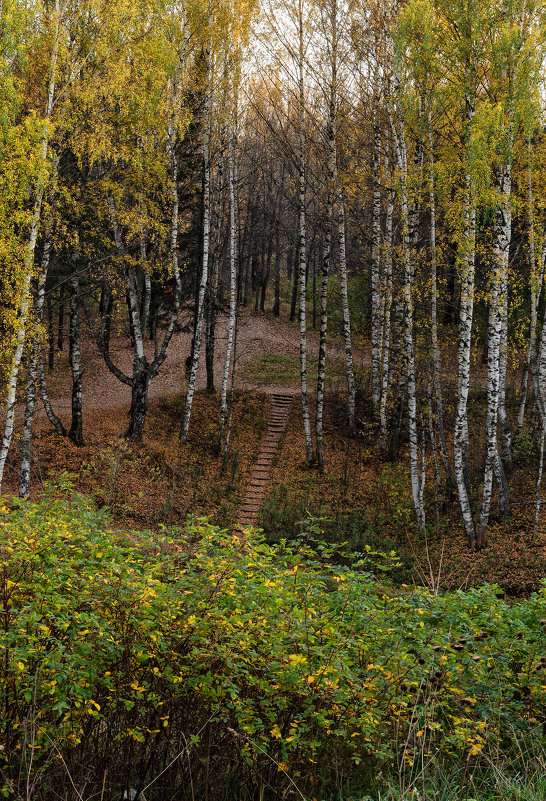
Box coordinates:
[237,393,294,527]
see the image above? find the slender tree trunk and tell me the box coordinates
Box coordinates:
[99,279,114,353]
[0,0,60,494]
[125,260,151,442]
[338,196,355,436]
[371,83,383,414]
[290,249,298,321]
[391,103,425,534]
[220,125,238,449]
[260,247,271,311]
[530,247,546,447]
[311,252,317,331]
[206,147,224,393]
[316,233,329,470]
[428,107,453,495]
[129,101,182,439]
[205,258,219,392]
[98,88,181,443]
[316,125,336,469]
[498,266,512,473]
[181,46,212,442]
[297,0,314,464]
[273,206,281,317]
[478,168,507,546]
[517,136,540,433]
[453,90,477,546]
[57,283,65,351]
[533,428,545,542]
[243,246,251,306]
[222,304,239,463]
[19,228,54,497]
[68,275,84,446]
[107,193,150,442]
[38,355,66,436]
[47,290,55,369]
[380,149,394,445]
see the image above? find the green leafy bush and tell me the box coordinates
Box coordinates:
[0,489,545,799]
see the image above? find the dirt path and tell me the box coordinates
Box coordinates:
[37,307,354,421]
[237,393,294,527]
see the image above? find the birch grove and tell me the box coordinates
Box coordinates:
[2,0,546,551]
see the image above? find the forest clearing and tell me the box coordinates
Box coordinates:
[3,0,546,797]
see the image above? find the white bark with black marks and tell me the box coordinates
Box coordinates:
[19,229,54,497]
[517,137,541,434]
[338,184,355,436]
[390,99,425,534]
[478,164,511,546]
[453,90,477,546]
[219,125,238,450]
[296,0,314,464]
[371,81,383,414]
[379,148,393,444]
[427,107,453,495]
[0,0,60,494]
[181,42,212,442]
[38,354,66,436]
[68,274,84,446]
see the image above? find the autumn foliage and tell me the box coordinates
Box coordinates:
[1,483,546,799]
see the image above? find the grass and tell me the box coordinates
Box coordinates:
[241,352,318,385]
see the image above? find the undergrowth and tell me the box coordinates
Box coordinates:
[0,481,545,799]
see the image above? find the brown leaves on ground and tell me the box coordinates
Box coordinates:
[4,390,266,531]
[258,392,546,596]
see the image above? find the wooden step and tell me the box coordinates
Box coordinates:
[237,394,294,526]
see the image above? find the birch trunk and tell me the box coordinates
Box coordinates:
[315,238,329,470]
[181,49,212,442]
[533,429,545,542]
[205,148,223,393]
[338,188,355,436]
[0,0,60,494]
[222,304,239,463]
[131,101,183,437]
[371,82,383,414]
[125,264,150,442]
[379,149,394,443]
[57,284,65,352]
[427,108,453,495]
[296,0,314,464]
[478,167,508,546]
[391,102,425,534]
[453,91,477,546]
[529,204,546,550]
[38,355,66,436]
[497,266,512,473]
[19,230,54,497]
[316,155,332,469]
[517,137,540,433]
[273,192,281,317]
[104,97,182,441]
[68,275,84,446]
[531,252,546,426]
[47,292,55,369]
[219,125,238,450]
[316,0,342,470]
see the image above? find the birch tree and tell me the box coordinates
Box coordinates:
[0,0,61,494]
[181,35,212,442]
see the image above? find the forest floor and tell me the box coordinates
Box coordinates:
[5,305,546,595]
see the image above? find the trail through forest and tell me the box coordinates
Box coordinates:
[36,307,354,421]
[237,392,294,526]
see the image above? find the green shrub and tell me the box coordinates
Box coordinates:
[0,487,545,799]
